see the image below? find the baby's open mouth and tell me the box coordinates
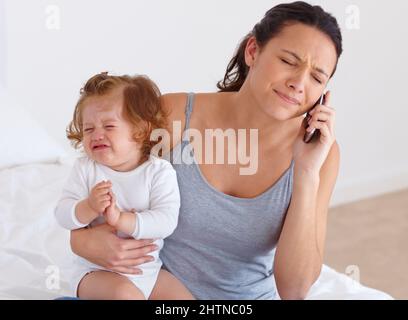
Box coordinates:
[92,144,110,150]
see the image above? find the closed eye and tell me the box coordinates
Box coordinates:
[280,58,295,66]
[84,128,93,132]
[313,76,323,84]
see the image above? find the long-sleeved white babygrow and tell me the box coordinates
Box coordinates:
[55,154,180,238]
[54,154,180,297]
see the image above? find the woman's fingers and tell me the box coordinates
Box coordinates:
[323,90,331,106]
[127,246,158,257]
[116,246,159,262]
[308,99,336,136]
[108,246,157,272]
[117,256,155,267]
[120,238,158,251]
[308,112,330,124]
[310,104,335,116]
[306,121,332,140]
[307,119,333,136]
[308,113,335,135]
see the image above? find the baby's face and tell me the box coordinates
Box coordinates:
[81,89,143,171]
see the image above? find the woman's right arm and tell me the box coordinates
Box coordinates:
[70,223,158,274]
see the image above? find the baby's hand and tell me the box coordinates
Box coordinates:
[104,191,121,227]
[87,180,112,215]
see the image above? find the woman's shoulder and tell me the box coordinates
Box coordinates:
[161,92,221,121]
[161,92,189,123]
[161,92,223,150]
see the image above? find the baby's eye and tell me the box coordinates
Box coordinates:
[84,128,93,132]
[105,125,115,129]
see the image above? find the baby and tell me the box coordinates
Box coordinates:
[55,72,193,300]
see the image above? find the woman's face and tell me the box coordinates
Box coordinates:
[244,23,338,120]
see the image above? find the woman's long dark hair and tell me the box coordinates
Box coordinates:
[217,1,343,92]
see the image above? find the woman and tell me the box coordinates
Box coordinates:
[70,1,342,300]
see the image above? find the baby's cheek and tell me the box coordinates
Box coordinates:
[82,141,92,155]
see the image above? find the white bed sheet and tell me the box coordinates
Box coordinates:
[0,160,393,300]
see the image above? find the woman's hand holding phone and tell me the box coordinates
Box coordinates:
[303,94,325,143]
[293,91,337,174]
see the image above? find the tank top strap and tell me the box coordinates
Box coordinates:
[183,92,195,131]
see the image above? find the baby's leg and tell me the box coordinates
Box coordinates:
[149,269,195,300]
[78,270,145,300]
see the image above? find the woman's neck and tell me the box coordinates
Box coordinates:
[219,88,300,147]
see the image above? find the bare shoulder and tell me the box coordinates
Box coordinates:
[160,93,188,149]
[161,93,188,124]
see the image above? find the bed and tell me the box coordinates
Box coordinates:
[0,89,393,300]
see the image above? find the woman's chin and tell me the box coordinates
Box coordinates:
[264,107,294,121]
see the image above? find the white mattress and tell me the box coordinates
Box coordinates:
[0,160,393,300]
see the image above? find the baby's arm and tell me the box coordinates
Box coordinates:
[131,162,180,240]
[103,161,180,239]
[55,159,110,230]
[55,159,90,230]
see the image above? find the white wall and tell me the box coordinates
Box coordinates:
[2,0,408,206]
[0,0,5,87]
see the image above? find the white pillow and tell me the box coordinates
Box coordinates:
[0,87,67,169]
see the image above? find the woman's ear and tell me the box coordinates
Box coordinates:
[244,36,259,67]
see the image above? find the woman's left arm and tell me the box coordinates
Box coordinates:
[274,91,340,300]
[274,142,340,300]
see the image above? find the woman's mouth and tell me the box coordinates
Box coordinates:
[274,90,301,105]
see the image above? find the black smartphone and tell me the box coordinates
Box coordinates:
[303,94,325,143]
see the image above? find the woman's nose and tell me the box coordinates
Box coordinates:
[286,70,307,94]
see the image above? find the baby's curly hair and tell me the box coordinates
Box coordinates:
[67,72,168,158]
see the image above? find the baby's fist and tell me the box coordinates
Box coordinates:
[88,180,112,214]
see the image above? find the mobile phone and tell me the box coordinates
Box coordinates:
[303,94,325,143]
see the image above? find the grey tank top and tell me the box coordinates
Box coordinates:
[161,93,295,299]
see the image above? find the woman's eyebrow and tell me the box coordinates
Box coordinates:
[281,49,329,78]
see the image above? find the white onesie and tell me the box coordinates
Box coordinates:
[55,154,180,298]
